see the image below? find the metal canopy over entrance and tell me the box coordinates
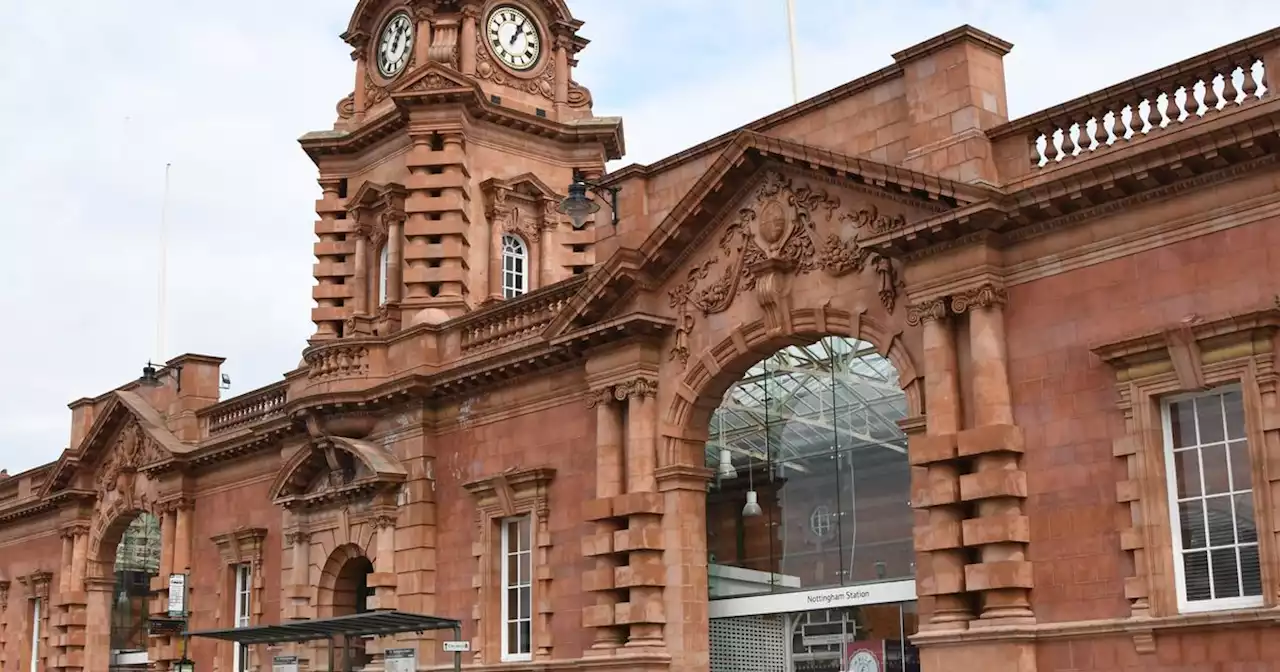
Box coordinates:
[186,610,464,672]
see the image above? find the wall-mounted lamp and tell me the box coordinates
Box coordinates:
[139,361,183,393]
[557,169,620,230]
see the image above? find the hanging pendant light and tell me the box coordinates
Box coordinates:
[742,489,762,517]
[715,413,737,479]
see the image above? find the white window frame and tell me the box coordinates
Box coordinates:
[501,235,528,299]
[232,563,252,672]
[29,597,40,672]
[499,515,533,662]
[1160,384,1264,613]
[378,243,390,305]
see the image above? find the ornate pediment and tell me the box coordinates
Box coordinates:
[270,435,407,510]
[40,391,187,498]
[481,174,562,243]
[543,131,994,342]
[663,169,928,364]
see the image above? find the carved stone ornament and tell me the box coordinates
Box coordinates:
[949,283,1008,314]
[0,579,9,612]
[285,530,311,546]
[503,205,543,243]
[95,420,151,497]
[667,171,906,364]
[905,297,949,327]
[336,93,356,119]
[364,72,390,108]
[613,376,659,401]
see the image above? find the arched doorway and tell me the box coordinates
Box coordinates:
[704,336,920,672]
[108,512,161,671]
[318,545,375,669]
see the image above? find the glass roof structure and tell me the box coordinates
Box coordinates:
[706,337,908,474]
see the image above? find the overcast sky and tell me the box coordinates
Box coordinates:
[0,0,1276,474]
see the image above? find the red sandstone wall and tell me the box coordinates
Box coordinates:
[184,459,282,668]
[432,390,596,660]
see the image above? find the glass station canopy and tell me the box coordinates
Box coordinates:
[706,336,908,471]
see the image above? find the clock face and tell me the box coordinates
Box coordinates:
[376,12,414,78]
[486,5,541,71]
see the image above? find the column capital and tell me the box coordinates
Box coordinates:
[285,529,311,546]
[614,376,658,400]
[950,282,1008,314]
[906,297,949,326]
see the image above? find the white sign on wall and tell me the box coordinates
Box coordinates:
[707,579,916,619]
[166,573,187,618]
[272,656,299,672]
[385,648,417,672]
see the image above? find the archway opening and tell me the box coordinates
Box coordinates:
[332,554,375,669]
[704,336,920,672]
[108,512,161,671]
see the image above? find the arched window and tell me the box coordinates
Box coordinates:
[501,235,528,299]
[378,243,389,305]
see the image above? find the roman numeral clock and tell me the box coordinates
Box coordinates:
[485,4,542,71]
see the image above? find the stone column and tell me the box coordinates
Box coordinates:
[619,377,664,649]
[583,390,626,653]
[486,198,508,302]
[954,284,1034,623]
[83,577,115,672]
[553,36,570,118]
[351,42,368,122]
[173,503,193,574]
[365,513,399,669]
[906,298,973,629]
[459,7,478,75]
[387,214,405,304]
[54,524,90,672]
[656,458,713,672]
[353,226,370,316]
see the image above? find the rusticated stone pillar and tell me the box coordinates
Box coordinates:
[0,579,10,671]
[906,298,974,629]
[582,388,627,653]
[53,524,89,672]
[618,377,664,649]
[952,283,1034,624]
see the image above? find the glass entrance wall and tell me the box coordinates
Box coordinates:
[110,513,161,661]
[709,602,920,672]
[706,337,913,599]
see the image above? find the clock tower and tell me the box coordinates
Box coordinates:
[301,0,623,341]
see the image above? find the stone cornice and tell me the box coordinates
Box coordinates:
[1091,302,1280,380]
[298,63,624,163]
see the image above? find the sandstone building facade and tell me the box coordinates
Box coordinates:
[3,2,1280,671]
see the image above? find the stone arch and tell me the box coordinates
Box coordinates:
[661,304,921,467]
[315,543,376,619]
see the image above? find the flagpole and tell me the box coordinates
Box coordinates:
[785,0,800,104]
[157,163,171,363]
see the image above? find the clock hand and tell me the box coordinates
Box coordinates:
[509,22,521,46]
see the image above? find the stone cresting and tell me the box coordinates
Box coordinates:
[667,171,905,366]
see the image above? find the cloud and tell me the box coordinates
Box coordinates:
[1,0,1276,473]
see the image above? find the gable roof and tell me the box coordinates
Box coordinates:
[545,130,1004,337]
[40,390,188,497]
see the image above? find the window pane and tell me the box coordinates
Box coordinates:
[507,621,519,655]
[1183,550,1211,601]
[1209,547,1241,599]
[1172,449,1202,498]
[1223,390,1246,440]
[1201,444,1230,495]
[1169,399,1197,448]
[507,587,519,617]
[1204,495,1236,547]
[517,517,531,550]
[1195,395,1226,444]
[507,550,519,585]
[519,552,531,584]
[1228,441,1251,492]
[1240,545,1263,596]
[1178,500,1207,548]
[518,619,532,654]
[1233,493,1257,544]
[519,586,531,619]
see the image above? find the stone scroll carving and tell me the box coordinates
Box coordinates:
[667,171,906,365]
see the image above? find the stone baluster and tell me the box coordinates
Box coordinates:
[906,297,974,629]
[952,284,1034,624]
